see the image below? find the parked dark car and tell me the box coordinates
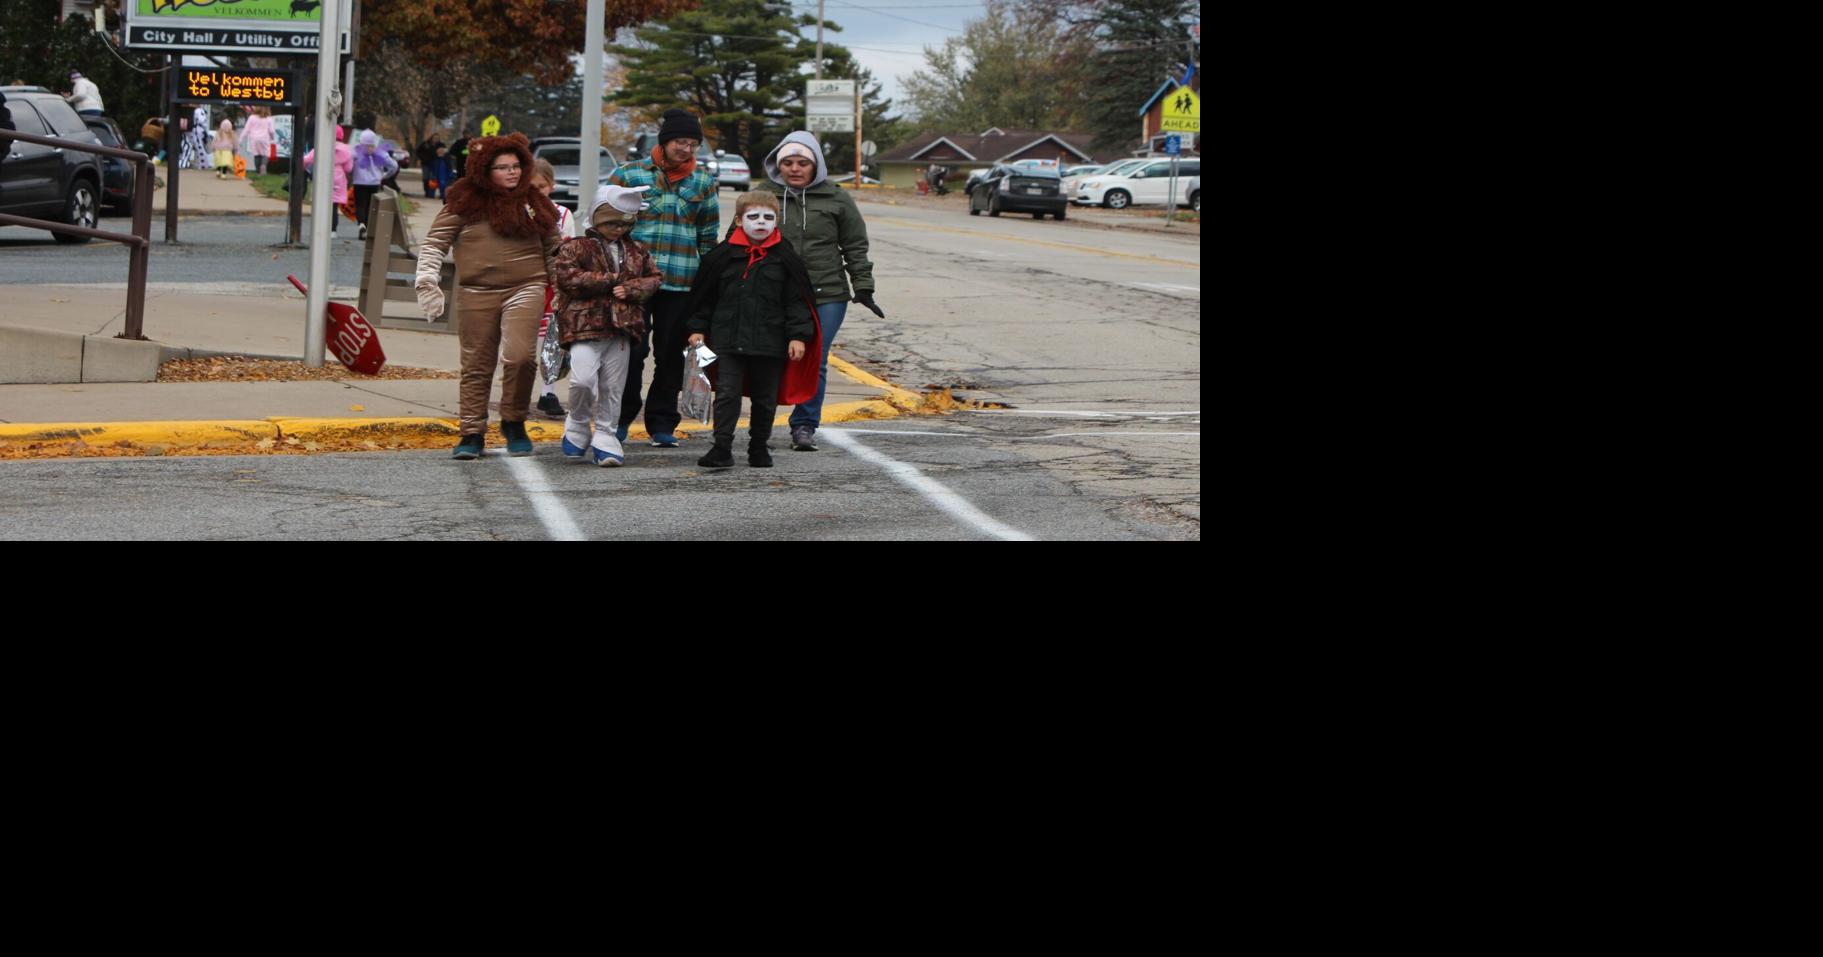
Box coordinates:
[82,116,136,214]
[1,86,107,243]
[967,164,1066,220]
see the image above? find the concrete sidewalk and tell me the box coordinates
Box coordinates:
[2,168,922,453]
[0,277,909,434]
[151,166,292,216]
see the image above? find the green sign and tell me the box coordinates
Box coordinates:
[136,0,322,23]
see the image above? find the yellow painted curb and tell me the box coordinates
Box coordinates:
[269,417,461,441]
[827,355,921,404]
[0,420,278,446]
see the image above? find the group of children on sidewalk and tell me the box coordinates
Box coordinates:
[547,185,819,470]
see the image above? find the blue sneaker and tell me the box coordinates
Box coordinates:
[561,435,588,459]
[592,447,624,467]
[649,432,679,448]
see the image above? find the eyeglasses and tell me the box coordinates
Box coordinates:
[491,164,522,173]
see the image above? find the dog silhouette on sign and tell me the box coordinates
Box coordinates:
[292,0,322,16]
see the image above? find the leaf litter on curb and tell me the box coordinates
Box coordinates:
[157,356,458,383]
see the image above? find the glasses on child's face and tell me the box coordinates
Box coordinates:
[492,164,522,173]
[743,212,776,222]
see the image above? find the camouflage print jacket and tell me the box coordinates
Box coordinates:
[551,232,664,346]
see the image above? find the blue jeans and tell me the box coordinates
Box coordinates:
[790,300,848,433]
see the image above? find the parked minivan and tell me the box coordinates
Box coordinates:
[1,86,107,242]
[1074,157,1201,209]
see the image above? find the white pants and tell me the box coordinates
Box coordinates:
[565,338,630,455]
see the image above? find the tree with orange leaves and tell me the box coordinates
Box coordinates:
[364,0,698,86]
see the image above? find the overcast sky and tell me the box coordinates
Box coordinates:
[783,0,986,115]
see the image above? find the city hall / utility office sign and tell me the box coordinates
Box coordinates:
[124,0,350,56]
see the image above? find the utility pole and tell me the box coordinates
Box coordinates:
[816,0,825,79]
[578,0,606,238]
[303,0,341,368]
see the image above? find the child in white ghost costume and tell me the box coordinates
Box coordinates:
[550,185,662,466]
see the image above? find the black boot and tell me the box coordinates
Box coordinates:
[697,442,734,470]
[748,442,773,468]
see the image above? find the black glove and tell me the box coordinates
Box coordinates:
[854,291,885,318]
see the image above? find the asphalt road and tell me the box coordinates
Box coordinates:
[0,416,1196,541]
[1,189,1201,540]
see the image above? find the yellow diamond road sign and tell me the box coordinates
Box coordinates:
[1160,89,1200,133]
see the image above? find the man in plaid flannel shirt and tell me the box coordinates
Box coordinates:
[608,108,722,447]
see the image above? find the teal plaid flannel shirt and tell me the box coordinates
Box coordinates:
[606,160,721,292]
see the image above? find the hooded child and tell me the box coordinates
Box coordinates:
[550,184,663,467]
[415,133,566,459]
[212,119,238,179]
[302,125,354,233]
[351,129,400,238]
[683,190,821,470]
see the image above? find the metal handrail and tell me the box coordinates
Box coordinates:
[0,127,154,339]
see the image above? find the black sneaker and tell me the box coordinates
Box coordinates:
[790,427,818,451]
[451,433,485,460]
[697,443,734,470]
[749,444,774,468]
[500,421,534,457]
[537,394,566,418]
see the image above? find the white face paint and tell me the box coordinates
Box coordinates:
[741,209,777,242]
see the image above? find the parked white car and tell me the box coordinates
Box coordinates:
[1063,159,1147,200]
[716,151,750,191]
[1074,157,1201,209]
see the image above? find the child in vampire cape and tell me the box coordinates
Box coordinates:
[684,190,823,469]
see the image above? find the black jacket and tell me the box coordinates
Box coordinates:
[684,234,816,359]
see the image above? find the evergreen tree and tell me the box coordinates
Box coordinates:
[2,7,164,132]
[611,0,831,161]
[1023,0,1200,151]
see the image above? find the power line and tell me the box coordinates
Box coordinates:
[823,1,966,32]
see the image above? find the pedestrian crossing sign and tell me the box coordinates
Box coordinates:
[1160,89,1200,133]
[481,115,502,138]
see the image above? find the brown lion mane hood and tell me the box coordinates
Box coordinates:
[443,132,560,240]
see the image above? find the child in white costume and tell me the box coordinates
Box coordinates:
[550,185,661,466]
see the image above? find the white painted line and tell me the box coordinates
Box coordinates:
[962,409,1201,418]
[504,456,587,542]
[820,429,1037,542]
[1123,281,1201,296]
[842,428,1200,441]
[1015,432,1200,440]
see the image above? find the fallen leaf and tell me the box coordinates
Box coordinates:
[303,441,319,451]
[51,298,69,303]
[350,404,365,412]
[256,438,275,450]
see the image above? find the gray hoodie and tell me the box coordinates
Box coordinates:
[757,131,873,305]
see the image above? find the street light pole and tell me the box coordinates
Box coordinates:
[816,0,825,80]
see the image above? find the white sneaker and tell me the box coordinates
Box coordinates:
[591,434,625,467]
